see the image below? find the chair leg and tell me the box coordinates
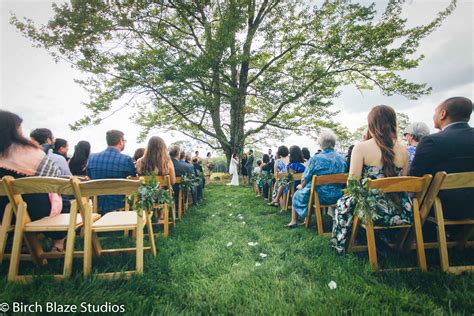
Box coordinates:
[347,215,359,254]
[178,191,183,221]
[365,220,378,270]
[315,206,324,235]
[305,190,313,228]
[63,201,78,278]
[146,212,157,257]
[434,198,449,272]
[412,199,427,272]
[8,203,26,282]
[163,206,169,238]
[83,204,93,277]
[136,215,144,274]
[0,204,13,263]
[456,226,474,251]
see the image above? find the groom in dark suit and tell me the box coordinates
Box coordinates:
[245,149,254,186]
[410,96,473,219]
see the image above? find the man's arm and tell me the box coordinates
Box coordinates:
[409,136,437,176]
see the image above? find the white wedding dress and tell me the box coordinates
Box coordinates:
[228,158,240,186]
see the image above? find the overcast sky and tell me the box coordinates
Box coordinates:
[1,0,473,156]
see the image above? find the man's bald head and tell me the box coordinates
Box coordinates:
[433,97,472,129]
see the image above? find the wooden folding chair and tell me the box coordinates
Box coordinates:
[272,172,287,209]
[284,173,303,211]
[0,179,16,264]
[417,171,474,274]
[3,176,97,282]
[347,175,432,271]
[70,178,156,279]
[305,174,348,235]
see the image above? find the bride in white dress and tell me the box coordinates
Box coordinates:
[228,153,240,186]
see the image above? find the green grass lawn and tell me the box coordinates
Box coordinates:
[1,184,473,314]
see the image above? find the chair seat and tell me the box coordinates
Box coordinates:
[92,211,141,229]
[25,213,101,231]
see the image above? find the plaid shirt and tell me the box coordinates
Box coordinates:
[86,147,136,213]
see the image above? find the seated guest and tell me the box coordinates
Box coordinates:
[330,106,410,253]
[185,152,201,203]
[302,147,311,165]
[136,136,175,185]
[179,150,186,162]
[86,130,136,214]
[410,97,474,219]
[404,122,430,166]
[0,110,66,251]
[30,128,71,176]
[261,154,274,201]
[287,130,346,228]
[268,146,289,207]
[69,141,91,176]
[170,145,194,208]
[53,138,69,161]
[345,145,354,173]
[133,147,145,163]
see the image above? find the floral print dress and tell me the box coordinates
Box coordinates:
[330,165,413,254]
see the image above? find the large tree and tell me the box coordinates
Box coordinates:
[12,0,455,161]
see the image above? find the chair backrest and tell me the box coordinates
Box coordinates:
[292,173,303,181]
[174,176,182,184]
[367,175,432,200]
[3,176,74,196]
[2,176,75,218]
[419,171,474,221]
[275,172,287,180]
[74,178,141,197]
[313,173,348,186]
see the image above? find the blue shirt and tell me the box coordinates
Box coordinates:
[86,147,136,213]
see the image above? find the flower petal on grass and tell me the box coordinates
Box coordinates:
[328,281,337,290]
[226,242,233,247]
[248,242,258,246]
[259,253,267,258]
[255,262,262,267]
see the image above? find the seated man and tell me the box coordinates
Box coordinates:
[410,97,474,219]
[169,145,194,210]
[30,128,72,176]
[86,130,136,214]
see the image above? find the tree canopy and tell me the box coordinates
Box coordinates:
[11,0,456,159]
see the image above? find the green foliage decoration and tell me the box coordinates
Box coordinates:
[126,174,171,217]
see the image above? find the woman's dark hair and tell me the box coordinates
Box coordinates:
[367,105,398,177]
[232,153,237,159]
[277,145,289,158]
[30,128,53,145]
[133,147,145,161]
[69,141,91,175]
[302,147,310,161]
[0,110,37,156]
[289,145,304,163]
[257,160,262,166]
[262,154,270,164]
[207,152,211,157]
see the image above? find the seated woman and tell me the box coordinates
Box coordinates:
[136,136,176,185]
[286,130,347,228]
[0,110,66,251]
[268,146,290,207]
[330,105,411,254]
[68,140,91,176]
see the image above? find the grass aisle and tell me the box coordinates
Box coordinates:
[1,184,473,314]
